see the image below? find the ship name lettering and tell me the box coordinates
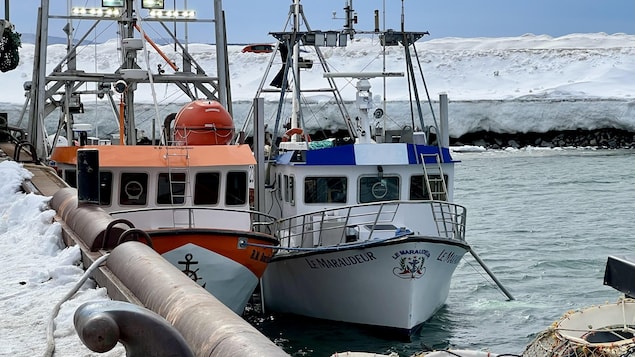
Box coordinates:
[305,252,377,269]
[436,249,461,264]
[392,249,430,259]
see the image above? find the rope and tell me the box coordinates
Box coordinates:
[43,253,110,357]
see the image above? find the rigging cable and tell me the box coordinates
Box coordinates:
[135,0,161,144]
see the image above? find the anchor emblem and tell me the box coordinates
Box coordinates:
[178,253,206,288]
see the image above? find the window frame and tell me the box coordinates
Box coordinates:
[304,176,348,204]
[119,172,149,206]
[357,175,401,203]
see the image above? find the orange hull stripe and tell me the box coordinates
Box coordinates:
[149,232,275,277]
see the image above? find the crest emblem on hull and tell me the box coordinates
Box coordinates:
[393,255,426,279]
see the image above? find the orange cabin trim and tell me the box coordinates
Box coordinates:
[50,144,256,168]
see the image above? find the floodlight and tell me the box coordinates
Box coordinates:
[142,0,165,9]
[102,0,124,7]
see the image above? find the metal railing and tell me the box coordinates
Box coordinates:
[110,207,279,236]
[276,200,466,249]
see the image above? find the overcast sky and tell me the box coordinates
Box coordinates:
[2,0,634,44]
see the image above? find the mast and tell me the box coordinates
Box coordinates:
[28,1,49,160]
[214,0,229,109]
[290,0,301,141]
[26,0,226,158]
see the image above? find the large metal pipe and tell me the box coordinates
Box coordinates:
[106,242,289,357]
[49,187,129,251]
[50,189,288,355]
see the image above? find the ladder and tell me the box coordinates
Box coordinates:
[419,153,455,239]
[165,143,193,227]
[419,153,448,201]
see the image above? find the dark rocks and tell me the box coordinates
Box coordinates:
[451,128,635,149]
[290,128,635,150]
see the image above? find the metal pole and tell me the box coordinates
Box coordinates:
[253,97,265,215]
[214,0,228,108]
[469,247,515,301]
[29,1,50,160]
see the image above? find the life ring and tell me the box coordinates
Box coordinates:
[281,128,311,142]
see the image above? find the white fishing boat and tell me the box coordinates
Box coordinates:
[245,0,511,337]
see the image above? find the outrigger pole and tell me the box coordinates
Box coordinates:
[469,248,515,301]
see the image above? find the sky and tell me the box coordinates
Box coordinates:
[1,0,634,44]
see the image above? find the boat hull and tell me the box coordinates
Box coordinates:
[262,236,468,334]
[147,228,276,314]
[523,299,635,356]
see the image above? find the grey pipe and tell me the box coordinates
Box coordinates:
[107,241,289,357]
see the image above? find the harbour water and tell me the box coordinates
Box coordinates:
[246,148,635,356]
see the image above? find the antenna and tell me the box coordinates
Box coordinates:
[332,0,357,38]
[401,0,405,32]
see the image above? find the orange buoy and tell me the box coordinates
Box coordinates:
[173,100,235,145]
[281,128,311,142]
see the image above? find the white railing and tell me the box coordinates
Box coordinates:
[110,207,278,236]
[276,200,466,249]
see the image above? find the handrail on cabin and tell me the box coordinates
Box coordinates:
[276,200,466,248]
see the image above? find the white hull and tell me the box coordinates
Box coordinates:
[262,237,468,333]
[163,243,258,314]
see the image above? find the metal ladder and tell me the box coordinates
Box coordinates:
[420,153,448,201]
[420,153,455,238]
[165,143,193,227]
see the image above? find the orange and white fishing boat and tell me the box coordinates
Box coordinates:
[50,100,279,314]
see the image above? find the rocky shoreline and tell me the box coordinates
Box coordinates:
[303,128,635,150]
[451,128,635,149]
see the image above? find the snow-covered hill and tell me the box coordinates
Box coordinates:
[2,32,634,137]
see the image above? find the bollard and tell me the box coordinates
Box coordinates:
[74,300,194,356]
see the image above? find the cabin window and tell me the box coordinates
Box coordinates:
[226,171,247,205]
[157,173,186,204]
[283,175,289,202]
[194,172,220,205]
[410,175,448,201]
[304,177,347,204]
[64,169,77,188]
[283,175,295,205]
[358,176,400,203]
[99,171,113,205]
[289,176,295,205]
[276,173,283,200]
[120,173,148,205]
